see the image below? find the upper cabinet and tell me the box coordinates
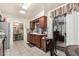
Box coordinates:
[30,21,35,30]
[30,16,47,31]
[39,16,47,29]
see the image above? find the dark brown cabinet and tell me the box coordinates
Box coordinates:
[29,34,35,44]
[28,34,47,49]
[27,33,30,42]
[39,16,47,29]
[31,35,36,44]
[35,35,41,48]
[30,16,47,30]
[30,21,35,30]
[29,34,41,48]
[28,16,47,51]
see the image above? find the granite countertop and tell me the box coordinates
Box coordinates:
[30,33,47,36]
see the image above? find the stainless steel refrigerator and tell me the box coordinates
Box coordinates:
[0,22,10,49]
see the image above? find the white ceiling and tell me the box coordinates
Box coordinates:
[0,3,64,19]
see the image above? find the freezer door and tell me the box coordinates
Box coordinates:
[0,22,10,49]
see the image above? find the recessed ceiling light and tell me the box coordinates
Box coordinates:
[14,23,19,26]
[22,3,31,10]
[20,10,26,14]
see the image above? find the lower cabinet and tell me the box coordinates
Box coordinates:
[31,35,35,44]
[28,34,47,49]
[35,35,41,48]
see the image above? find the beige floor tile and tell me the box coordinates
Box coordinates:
[5,40,65,56]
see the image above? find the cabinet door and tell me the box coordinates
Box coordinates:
[30,21,35,30]
[32,35,36,44]
[39,16,47,28]
[30,35,32,43]
[35,36,41,48]
[30,21,32,29]
[27,33,30,42]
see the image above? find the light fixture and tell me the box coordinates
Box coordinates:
[22,3,31,10]
[14,22,19,26]
[20,10,26,14]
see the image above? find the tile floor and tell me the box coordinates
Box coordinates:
[57,41,65,47]
[5,40,66,56]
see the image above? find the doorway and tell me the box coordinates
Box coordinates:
[13,22,24,41]
[53,15,66,52]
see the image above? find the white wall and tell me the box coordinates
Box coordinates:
[32,10,46,20]
[23,19,30,43]
[74,12,78,45]
[47,13,53,39]
[78,12,79,45]
[66,12,78,46]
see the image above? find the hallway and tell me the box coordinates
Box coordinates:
[5,40,66,56]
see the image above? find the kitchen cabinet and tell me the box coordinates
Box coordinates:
[29,16,47,51]
[31,35,36,44]
[35,35,41,48]
[29,34,35,44]
[28,34,47,49]
[30,16,47,32]
[29,34,41,48]
[30,21,35,30]
[39,16,47,29]
[27,33,30,42]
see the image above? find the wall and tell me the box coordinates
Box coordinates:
[66,12,78,46]
[47,13,53,39]
[74,12,78,45]
[78,12,79,45]
[32,10,46,20]
[24,19,30,43]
